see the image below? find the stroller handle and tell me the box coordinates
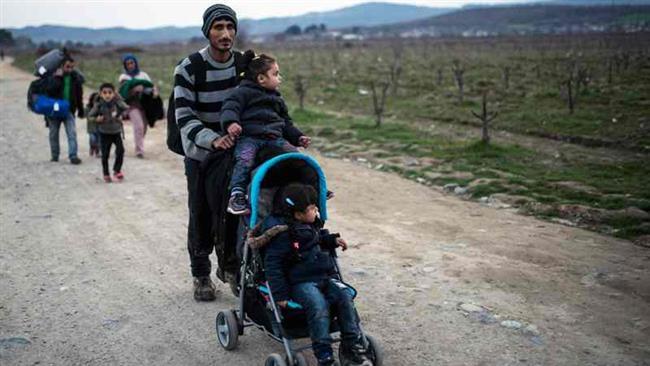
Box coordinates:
[249,152,329,228]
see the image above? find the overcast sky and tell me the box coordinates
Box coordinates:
[1,0,534,29]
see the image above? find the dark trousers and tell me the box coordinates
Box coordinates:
[88,131,101,151]
[100,133,124,176]
[291,279,362,361]
[185,157,212,277]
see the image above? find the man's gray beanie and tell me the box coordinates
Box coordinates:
[202,4,237,38]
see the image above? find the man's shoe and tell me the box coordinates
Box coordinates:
[227,192,249,215]
[193,276,217,301]
[114,171,124,182]
[50,157,59,162]
[70,157,82,165]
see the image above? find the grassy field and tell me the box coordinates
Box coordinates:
[13,33,650,241]
[273,33,650,149]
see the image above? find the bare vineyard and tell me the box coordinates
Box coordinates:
[11,32,650,242]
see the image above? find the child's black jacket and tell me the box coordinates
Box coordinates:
[263,215,335,302]
[219,80,303,145]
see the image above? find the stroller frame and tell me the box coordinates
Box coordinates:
[215,153,383,366]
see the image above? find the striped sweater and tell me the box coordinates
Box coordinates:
[173,47,239,161]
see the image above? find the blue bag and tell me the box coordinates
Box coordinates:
[32,95,70,119]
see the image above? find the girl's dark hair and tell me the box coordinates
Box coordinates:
[277,183,317,216]
[241,49,276,82]
[87,92,99,109]
[99,82,115,91]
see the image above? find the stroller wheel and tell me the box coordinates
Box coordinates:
[264,353,287,366]
[364,334,384,366]
[289,352,308,366]
[215,310,239,350]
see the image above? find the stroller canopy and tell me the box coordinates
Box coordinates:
[249,152,328,228]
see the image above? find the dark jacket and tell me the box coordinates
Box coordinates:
[44,70,85,118]
[88,96,129,135]
[220,80,303,145]
[263,215,335,302]
[198,150,239,276]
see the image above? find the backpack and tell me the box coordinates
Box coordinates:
[167,51,243,156]
[27,77,49,111]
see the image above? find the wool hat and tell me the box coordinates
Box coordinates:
[202,4,237,38]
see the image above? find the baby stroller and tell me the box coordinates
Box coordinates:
[215,152,384,366]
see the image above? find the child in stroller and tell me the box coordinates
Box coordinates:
[264,183,371,366]
[215,153,382,366]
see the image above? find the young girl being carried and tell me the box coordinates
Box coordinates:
[220,50,311,215]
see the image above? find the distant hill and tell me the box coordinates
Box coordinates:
[7,1,650,45]
[7,2,452,45]
[544,0,650,5]
[239,2,450,35]
[367,4,650,36]
[9,25,201,45]
[462,0,650,7]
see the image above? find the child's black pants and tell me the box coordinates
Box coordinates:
[99,133,124,176]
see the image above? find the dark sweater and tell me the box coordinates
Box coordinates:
[263,215,335,302]
[44,70,85,118]
[220,80,303,145]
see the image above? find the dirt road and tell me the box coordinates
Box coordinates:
[1,60,648,366]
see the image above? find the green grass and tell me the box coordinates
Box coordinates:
[294,107,648,190]
[291,106,649,239]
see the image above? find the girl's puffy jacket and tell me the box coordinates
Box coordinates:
[219,80,303,145]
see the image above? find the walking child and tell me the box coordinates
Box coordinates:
[85,92,101,157]
[88,83,129,183]
[264,183,372,366]
[220,50,311,215]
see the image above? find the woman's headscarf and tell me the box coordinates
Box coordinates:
[122,54,140,77]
